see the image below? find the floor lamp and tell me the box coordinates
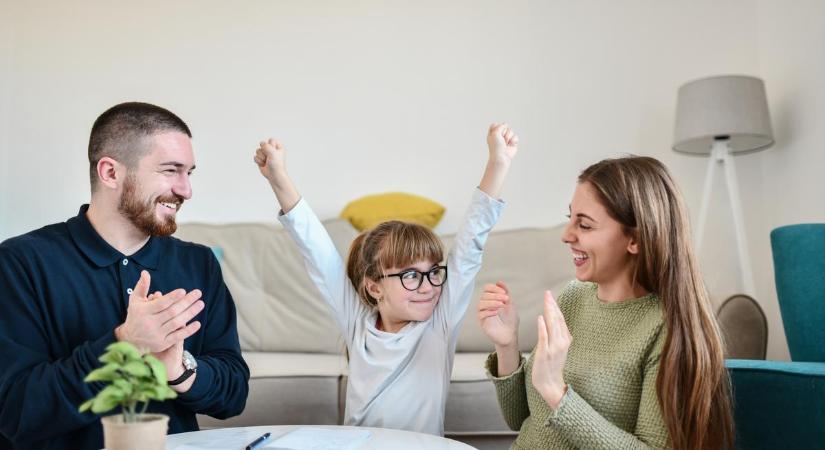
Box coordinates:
[673,75,774,296]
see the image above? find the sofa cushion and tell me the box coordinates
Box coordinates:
[339,192,445,231]
[243,352,348,377]
[442,223,574,353]
[175,220,357,354]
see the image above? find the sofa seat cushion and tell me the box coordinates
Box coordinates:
[446,353,513,433]
[243,352,348,377]
[198,352,347,429]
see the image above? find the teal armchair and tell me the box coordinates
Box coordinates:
[724,224,825,449]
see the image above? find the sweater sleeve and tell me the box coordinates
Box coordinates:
[546,338,670,449]
[279,198,364,343]
[485,352,531,432]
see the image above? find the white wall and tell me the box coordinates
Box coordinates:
[5,0,817,360]
[749,0,825,360]
[0,0,757,234]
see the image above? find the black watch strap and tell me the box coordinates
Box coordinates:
[168,368,195,386]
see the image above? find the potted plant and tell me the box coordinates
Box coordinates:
[79,341,177,450]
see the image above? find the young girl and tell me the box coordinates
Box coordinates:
[253,124,518,435]
[478,156,733,450]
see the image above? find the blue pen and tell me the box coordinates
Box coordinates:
[245,432,271,450]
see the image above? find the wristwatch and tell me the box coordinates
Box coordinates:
[168,350,198,386]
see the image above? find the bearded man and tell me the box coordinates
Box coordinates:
[0,102,249,450]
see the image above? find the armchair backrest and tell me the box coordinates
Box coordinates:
[770,224,825,362]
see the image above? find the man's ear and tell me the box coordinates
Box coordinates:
[96,157,123,190]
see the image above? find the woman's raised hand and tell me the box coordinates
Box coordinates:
[531,290,572,409]
[477,281,520,348]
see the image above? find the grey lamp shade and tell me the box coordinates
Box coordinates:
[673,75,774,155]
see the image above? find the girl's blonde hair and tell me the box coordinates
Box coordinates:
[346,220,444,309]
[579,156,734,450]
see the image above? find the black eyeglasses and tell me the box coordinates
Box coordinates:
[381,266,448,291]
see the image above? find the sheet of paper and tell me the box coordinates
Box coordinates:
[263,427,371,450]
[173,430,252,449]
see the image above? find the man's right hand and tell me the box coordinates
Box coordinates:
[115,270,204,353]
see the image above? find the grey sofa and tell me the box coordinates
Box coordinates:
[174,218,573,449]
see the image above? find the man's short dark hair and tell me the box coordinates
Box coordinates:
[88,102,192,191]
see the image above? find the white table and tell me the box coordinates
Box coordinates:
[165,425,476,450]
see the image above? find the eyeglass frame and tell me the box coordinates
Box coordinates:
[380,265,448,291]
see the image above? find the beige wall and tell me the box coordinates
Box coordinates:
[2,1,821,360]
[748,0,825,360]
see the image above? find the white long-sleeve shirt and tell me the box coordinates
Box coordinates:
[279,188,503,435]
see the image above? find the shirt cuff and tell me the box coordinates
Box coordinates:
[277,196,308,222]
[474,186,506,207]
[175,357,213,405]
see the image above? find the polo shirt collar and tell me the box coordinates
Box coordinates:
[67,204,163,270]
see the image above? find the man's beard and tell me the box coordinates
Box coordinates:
[118,174,183,237]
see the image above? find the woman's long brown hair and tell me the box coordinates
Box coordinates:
[580,156,734,450]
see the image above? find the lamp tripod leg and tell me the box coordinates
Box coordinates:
[695,151,718,251]
[722,147,757,296]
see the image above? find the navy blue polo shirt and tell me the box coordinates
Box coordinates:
[0,205,249,450]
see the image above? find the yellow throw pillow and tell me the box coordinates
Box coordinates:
[340,193,445,231]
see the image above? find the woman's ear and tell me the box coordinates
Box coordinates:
[626,232,640,255]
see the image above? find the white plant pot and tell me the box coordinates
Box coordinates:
[101,413,169,450]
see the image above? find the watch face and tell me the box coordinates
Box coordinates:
[182,350,198,371]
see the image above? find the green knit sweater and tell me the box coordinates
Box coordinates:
[486,281,670,449]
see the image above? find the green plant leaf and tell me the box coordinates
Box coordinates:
[156,385,177,400]
[106,342,142,361]
[91,395,121,414]
[99,350,124,365]
[84,363,120,382]
[112,378,134,396]
[144,355,168,386]
[79,398,94,413]
[80,341,177,413]
[122,361,152,378]
[90,385,126,414]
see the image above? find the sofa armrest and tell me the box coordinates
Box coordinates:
[725,359,825,450]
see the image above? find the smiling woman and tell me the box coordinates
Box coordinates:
[480,156,734,450]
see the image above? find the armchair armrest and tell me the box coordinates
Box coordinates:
[726,359,825,449]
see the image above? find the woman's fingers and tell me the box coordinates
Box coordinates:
[478,309,500,321]
[482,282,507,294]
[478,299,506,311]
[480,291,509,301]
[545,291,570,341]
[542,291,555,337]
[536,315,548,350]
